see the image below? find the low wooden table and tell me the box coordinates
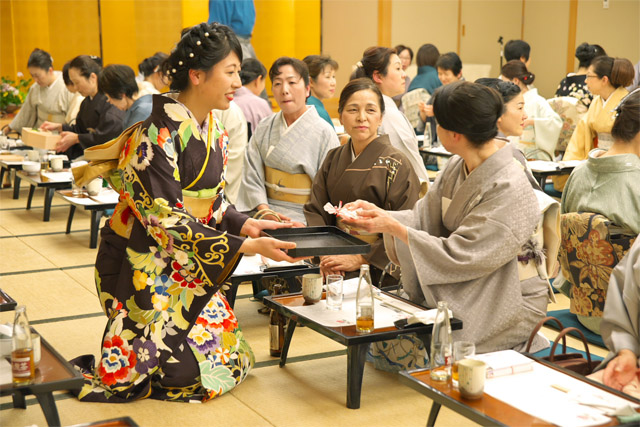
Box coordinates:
[55,189,118,248]
[16,170,72,221]
[0,158,24,198]
[0,331,84,426]
[263,292,463,409]
[531,166,575,189]
[400,356,639,427]
[0,288,17,311]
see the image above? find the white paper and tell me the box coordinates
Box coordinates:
[89,189,119,204]
[0,358,12,385]
[559,159,586,169]
[483,361,638,427]
[286,278,422,328]
[40,171,73,182]
[61,195,98,206]
[232,254,265,276]
[528,160,561,172]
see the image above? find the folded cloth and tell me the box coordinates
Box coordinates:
[407,308,453,325]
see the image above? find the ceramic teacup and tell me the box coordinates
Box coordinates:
[458,359,486,400]
[302,273,323,304]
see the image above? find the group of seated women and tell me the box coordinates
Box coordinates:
[9,23,635,406]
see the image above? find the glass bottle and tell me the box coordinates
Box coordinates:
[12,305,35,384]
[424,122,433,149]
[355,265,375,333]
[269,284,286,357]
[430,301,452,382]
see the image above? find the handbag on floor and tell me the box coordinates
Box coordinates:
[526,316,600,375]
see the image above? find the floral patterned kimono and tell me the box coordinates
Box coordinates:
[72,94,254,403]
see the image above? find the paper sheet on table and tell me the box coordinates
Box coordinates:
[483,361,638,427]
[287,278,423,328]
[61,195,98,206]
[0,358,12,385]
[233,255,265,276]
[41,171,73,182]
[428,146,452,155]
[559,159,586,168]
[528,160,561,172]
[89,189,119,204]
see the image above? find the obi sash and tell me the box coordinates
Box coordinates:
[264,166,312,204]
[182,189,219,222]
[336,218,380,244]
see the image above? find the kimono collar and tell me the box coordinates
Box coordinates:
[280,105,314,135]
[162,93,211,137]
[382,94,399,112]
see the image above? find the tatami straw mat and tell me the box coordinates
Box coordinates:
[0,179,608,426]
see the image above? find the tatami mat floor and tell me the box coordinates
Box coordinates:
[0,179,608,426]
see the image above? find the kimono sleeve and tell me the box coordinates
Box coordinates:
[533,100,563,159]
[553,113,594,190]
[303,148,335,226]
[394,187,539,285]
[78,106,124,149]
[236,131,269,212]
[600,240,640,358]
[9,87,37,131]
[121,123,245,290]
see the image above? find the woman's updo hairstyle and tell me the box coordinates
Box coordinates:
[611,89,640,143]
[240,58,267,85]
[501,60,535,85]
[139,52,168,77]
[351,46,395,81]
[69,55,103,79]
[590,56,635,89]
[27,48,53,70]
[163,22,242,92]
[475,77,521,105]
[432,81,503,146]
[338,78,385,116]
[575,43,606,69]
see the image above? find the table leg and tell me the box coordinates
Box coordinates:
[43,188,54,221]
[90,210,104,248]
[26,184,35,209]
[12,390,26,409]
[538,176,546,189]
[0,167,5,188]
[66,205,76,234]
[279,316,298,368]
[34,392,61,427]
[12,173,21,199]
[427,402,441,427]
[346,343,369,409]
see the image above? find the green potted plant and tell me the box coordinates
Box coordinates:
[1,74,31,116]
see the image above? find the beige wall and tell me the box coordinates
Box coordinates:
[523,0,571,98]
[575,0,640,64]
[391,0,459,55]
[322,0,378,116]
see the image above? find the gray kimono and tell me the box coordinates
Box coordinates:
[384,145,549,353]
[235,106,339,222]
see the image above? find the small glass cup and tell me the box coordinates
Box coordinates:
[325,274,343,310]
[71,177,83,197]
[452,341,475,388]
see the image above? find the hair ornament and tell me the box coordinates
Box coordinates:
[178,61,183,66]
[204,32,209,37]
[196,40,201,46]
[356,61,363,68]
[172,68,177,74]
[189,53,194,58]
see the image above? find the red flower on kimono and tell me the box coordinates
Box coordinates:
[171,261,203,289]
[99,335,137,386]
[157,127,171,148]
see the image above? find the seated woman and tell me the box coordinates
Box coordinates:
[476,78,540,190]
[352,47,429,183]
[98,64,154,128]
[304,78,420,285]
[303,55,338,128]
[235,58,272,136]
[41,55,124,159]
[343,82,549,356]
[555,42,606,109]
[408,43,441,95]
[138,52,167,94]
[555,56,635,190]
[61,61,84,127]
[70,22,303,403]
[588,238,640,399]
[501,60,562,160]
[3,48,74,135]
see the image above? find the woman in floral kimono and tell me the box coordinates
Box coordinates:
[72,22,302,403]
[304,78,420,284]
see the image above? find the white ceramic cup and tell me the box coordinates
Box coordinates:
[27,150,39,162]
[50,157,63,171]
[458,359,486,399]
[302,273,323,304]
[86,178,102,196]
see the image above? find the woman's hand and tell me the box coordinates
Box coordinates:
[419,102,434,122]
[239,237,308,263]
[255,204,305,227]
[603,349,638,391]
[319,255,366,276]
[240,217,295,239]
[55,131,79,153]
[40,121,62,132]
[341,200,407,243]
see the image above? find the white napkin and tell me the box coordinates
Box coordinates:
[407,308,453,325]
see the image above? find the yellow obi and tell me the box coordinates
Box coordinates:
[182,188,220,220]
[264,166,312,204]
[336,218,380,244]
